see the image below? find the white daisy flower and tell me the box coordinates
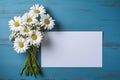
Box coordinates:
[14,37,29,53]
[22,13,37,25]
[20,26,30,36]
[8,16,23,31]
[9,31,18,41]
[40,14,55,30]
[9,32,16,41]
[29,4,46,17]
[29,30,42,46]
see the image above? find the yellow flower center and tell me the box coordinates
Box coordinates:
[31,34,37,40]
[27,18,32,23]
[44,19,50,24]
[34,9,40,14]
[24,27,29,33]
[14,22,20,27]
[19,42,24,48]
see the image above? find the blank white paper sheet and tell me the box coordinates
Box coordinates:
[41,32,102,67]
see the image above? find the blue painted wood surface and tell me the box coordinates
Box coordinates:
[0,0,120,80]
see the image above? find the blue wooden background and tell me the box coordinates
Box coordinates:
[0,0,120,80]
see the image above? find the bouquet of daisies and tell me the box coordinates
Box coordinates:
[8,4,55,76]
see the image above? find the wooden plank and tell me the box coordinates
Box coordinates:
[0,0,120,79]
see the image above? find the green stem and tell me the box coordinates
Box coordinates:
[28,51,34,76]
[20,45,41,77]
[20,60,27,76]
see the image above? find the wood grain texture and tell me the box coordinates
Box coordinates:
[0,0,120,80]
